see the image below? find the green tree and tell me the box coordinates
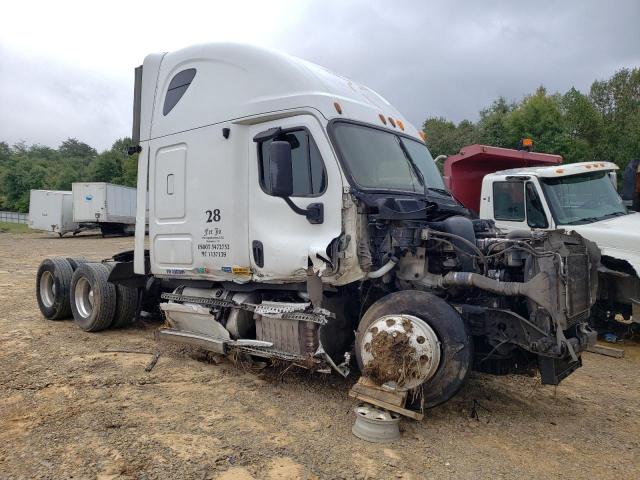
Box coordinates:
[59,138,97,165]
[590,68,640,168]
[504,87,565,154]
[89,152,122,183]
[2,159,48,211]
[477,97,516,148]
[422,117,480,157]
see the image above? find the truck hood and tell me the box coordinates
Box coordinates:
[563,212,640,276]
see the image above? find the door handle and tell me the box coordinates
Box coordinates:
[252,240,264,268]
[167,174,174,195]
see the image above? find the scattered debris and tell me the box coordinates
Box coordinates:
[349,376,422,421]
[470,399,491,421]
[99,349,154,355]
[144,351,161,372]
[586,344,625,358]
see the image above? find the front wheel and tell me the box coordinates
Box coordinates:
[355,290,472,408]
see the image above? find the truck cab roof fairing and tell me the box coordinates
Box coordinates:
[141,43,421,141]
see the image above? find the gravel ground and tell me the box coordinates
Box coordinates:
[0,231,639,480]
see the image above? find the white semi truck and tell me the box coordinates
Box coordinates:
[35,44,600,408]
[443,146,640,325]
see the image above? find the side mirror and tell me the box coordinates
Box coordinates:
[269,141,293,197]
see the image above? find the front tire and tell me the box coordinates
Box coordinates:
[70,263,116,332]
[356,290,472,408]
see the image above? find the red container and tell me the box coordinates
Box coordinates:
[443,144,562,214]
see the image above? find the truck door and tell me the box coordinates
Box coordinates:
[489,179,552,232]
[248,115,343,282]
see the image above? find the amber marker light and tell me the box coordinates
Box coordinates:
[378,114,387,125]
[388,117,396,128]
[556,169,564,174]
[419,131,426,141]
[397,119,405,130]
[333,102,342,114]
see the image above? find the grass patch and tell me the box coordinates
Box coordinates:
[0,222,30,233]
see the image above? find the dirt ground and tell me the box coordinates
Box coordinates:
[0,231,639,480]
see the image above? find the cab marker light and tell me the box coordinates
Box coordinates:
[334,102,342,114]
[556,168,564,174]
[379,114,387,125]
[419,131,427,141]
[388,117,396,128]
[397,119,405,130]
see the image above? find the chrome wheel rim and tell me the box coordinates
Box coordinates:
[40,271,56,308]
[75,277,94,318]
[359,314,441,391]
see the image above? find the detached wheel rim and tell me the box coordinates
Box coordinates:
[359,314,441,391]
[40,271,56,308]
[75,277,94,318]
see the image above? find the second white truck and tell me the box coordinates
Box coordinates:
[444,146,640,324]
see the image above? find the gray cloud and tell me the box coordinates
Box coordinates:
[274,0,640,127]
[0,0,638,151]
[0,46,131,151]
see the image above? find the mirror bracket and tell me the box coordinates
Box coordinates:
[283,198,324,224]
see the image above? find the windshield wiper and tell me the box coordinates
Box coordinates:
[566,211,628,225]
[567,217,601,225]
[427,187,452,196]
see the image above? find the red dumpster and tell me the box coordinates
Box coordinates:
[443,144,562,214]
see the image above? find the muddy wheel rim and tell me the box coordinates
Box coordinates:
[40,271,56,308]
[359,314,441,391]
[75,277,94,318]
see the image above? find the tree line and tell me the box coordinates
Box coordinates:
[423,67,639,171]
[0,67,637,213]
[0,138,138,212]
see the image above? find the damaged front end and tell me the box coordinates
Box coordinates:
[361,196,599,386]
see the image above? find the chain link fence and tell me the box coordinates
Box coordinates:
[0,211,29,224]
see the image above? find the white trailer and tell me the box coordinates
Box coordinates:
[35,44,600,411]
[72,182,137,236]
[28,190,78,237]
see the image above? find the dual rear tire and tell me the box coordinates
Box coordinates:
[36,258,137,331]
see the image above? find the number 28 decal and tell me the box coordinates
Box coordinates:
[205,209,221,223]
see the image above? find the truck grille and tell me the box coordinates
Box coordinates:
[566,253,590,319]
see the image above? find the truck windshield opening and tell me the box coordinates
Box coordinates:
[331,122,445,193]
[540,171,628,225]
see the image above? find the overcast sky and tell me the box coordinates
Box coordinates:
[1,0,638,151]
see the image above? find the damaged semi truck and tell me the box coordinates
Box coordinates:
[36,44,600,407]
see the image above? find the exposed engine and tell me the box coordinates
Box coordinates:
[358,195,599,385]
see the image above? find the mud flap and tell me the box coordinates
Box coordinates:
[538,355,582,385]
